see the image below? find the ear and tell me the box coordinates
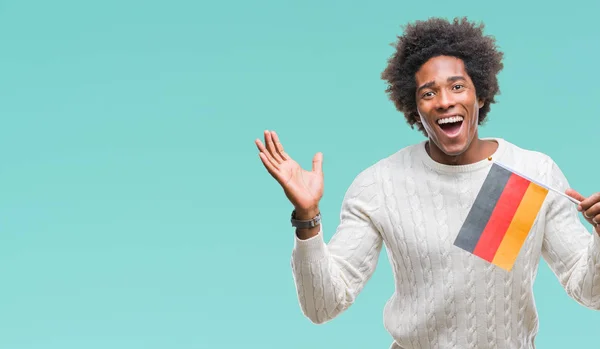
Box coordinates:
[477,99,485,108]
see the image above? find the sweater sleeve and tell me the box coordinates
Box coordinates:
[290,166,384,324]
[540,159,600,310]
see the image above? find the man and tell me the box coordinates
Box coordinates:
[254,17,600,348]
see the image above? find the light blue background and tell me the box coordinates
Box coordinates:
[0,0,598,348]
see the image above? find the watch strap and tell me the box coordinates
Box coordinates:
[291,210,321,229]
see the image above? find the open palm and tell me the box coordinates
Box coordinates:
[255,130,323,211]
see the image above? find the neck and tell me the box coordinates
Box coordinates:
[426,136,496,166]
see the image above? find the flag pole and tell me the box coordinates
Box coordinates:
[490,160,581,206]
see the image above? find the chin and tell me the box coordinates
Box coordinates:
[440,143,469,157]
[432,132,471,157]
[442,147,467,157]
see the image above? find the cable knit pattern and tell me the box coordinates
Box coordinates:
[382,153,420,349]
[426,175,457,347]
[484,264,496,348]
[290,138,600,348]
[503,264,513,347]
[406,175,439,348]
[456,171,479,348]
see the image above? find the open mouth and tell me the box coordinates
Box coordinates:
[437,116,463,136]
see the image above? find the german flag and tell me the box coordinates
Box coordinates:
[453,162,549,271]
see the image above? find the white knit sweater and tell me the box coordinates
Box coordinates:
[291,138,600,349]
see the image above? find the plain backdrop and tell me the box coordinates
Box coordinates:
[0,0,598,348]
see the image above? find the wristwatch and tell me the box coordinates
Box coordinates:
[291,210,321,229]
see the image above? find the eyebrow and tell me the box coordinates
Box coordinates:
[417,76,466,92]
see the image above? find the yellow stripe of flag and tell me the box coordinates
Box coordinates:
[491,182,548,270]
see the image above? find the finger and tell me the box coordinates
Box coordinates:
[592,213,600,225]
[585,202,600,222]
[270,131,289,161]
[565,188,586,202]
[580,192,600,215]
[258,152,283,182]
[255,138,280,170]
[265,130,283,163]
[312,152,323,174]
[565,188,587,211]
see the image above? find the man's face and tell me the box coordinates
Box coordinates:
[415,55,484,157]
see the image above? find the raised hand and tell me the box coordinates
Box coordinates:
[255,130,323,216]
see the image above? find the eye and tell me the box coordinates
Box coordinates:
[452,84,464,90]
[422,91,434,99]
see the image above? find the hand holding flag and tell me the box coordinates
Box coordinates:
[453,162,550,271]
[565,189,600,236]
[453,160,598,271]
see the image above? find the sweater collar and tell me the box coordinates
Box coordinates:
[416,137,507,174]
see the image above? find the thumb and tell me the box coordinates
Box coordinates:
[566,188,586,201]
[312,152,323,174]
[565,188,586,210]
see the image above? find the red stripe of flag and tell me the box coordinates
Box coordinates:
[472,174,531,262]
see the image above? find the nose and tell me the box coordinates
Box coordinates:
[436,90,455,110]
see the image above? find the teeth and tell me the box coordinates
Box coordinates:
[437,116,464,125]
